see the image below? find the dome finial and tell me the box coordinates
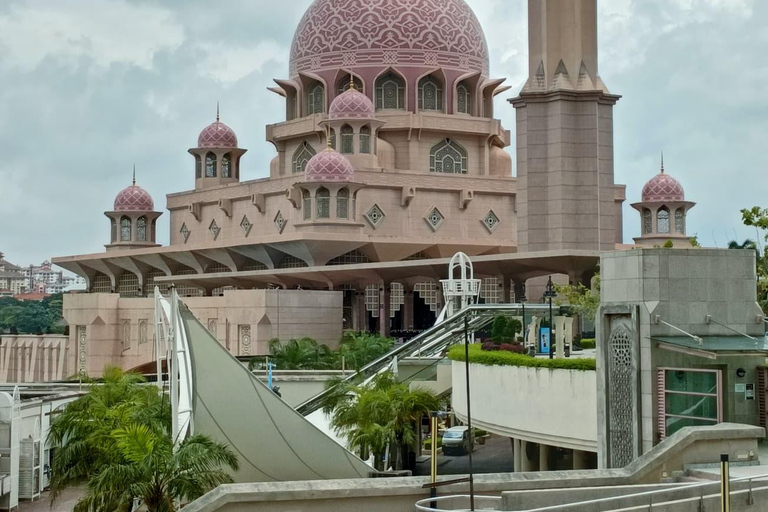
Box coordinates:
[216,101,220,122]
[660,151,665,174]
[132,164,136,186]
[326,136,333,151]
[349,74,356,91]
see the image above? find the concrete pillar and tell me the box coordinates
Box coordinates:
[520,440,534,472]
[404,288,414,330]
[356,291,366,332]
[513,279,527,303]
[539,443,551,471]
[379,283,391,337]
[513,438,522,472]
[573,449,588,470]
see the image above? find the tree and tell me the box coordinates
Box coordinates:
[338,332,394,370]
[75,425,238,512]
[325,372,439,471]
[554,273,600,322]
[738,207,768,312]
[267,337,337,370]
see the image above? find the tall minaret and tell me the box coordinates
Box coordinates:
[511,0,625,254]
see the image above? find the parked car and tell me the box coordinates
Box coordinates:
[441,426,473,456]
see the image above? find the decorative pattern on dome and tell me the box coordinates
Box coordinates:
[198,121,238,148]
[290,0,489,76]
[642,172,685,202]
[304,149,355,182]
[329,89,375,119]
[114,185,154,212]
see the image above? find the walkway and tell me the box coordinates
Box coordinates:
[19,487,83,512]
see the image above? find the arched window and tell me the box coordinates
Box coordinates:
[205,152,217,177]
[337,188,349,219]
[337,75,363,95]
[120,216,132,242]
[675,208,685,234]
[375,72,405,110]
[222,153,231,178]
[657,207,670,234]
[643,209,652,234]
[418,75,443,111]
[430,138,468,174]
[195,155,202,179]
[137,216,147,242]
[359,125,371,154]
[302,189,311,220]
[457,82,471,114]
[340,124,354,154]
[308,83,325,115]
[329,128,337,150]
[317,188,330,219]
[292,141,316,174]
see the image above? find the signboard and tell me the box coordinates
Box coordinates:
[746,383,755,400]
[540,327,551,354]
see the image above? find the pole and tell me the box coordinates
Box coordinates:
[463,315,475,511]
[430,412,438,508]
[720,454,730,512]
[169,286,179,446]
[153,286,163,390]
[547,277,554,360]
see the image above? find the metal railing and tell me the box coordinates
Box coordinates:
[414,494,501,512]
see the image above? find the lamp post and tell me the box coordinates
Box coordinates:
[544,276,556,359]
[520,286,527,346]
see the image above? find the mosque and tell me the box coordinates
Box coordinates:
[52,0,695,375]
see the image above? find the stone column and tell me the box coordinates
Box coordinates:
[520,440,535,472]
[513,438,522,473]
[573,450,588,470]
[539,443,551,471]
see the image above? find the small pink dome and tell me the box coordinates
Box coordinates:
[305,148,354,182]
[114,184,154,212]
[198,120,238,148]
[329,88,375,120]
[642,172,685,202]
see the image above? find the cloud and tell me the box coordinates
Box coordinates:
[195,40,288,85]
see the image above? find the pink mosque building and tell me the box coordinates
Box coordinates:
[52,0,694,375]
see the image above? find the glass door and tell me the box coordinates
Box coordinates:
[657,368,722,439]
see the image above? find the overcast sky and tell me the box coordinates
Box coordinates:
[0,0,766,266]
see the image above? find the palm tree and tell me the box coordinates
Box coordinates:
[74,424,238,512]
[338,332,394,370]
[268,337,338,370]
[328,372,439,470]
[728,238,758,251]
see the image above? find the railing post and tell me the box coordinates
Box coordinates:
[747,477,754,506]
[720,454,730,512]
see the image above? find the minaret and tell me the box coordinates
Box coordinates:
[511,0,624,253]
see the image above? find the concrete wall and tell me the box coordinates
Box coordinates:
[451,361,598,451]
[0,336,73,383]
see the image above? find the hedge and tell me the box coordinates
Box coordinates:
[424,437,442,450]
[448,344,596,371]
[579,339,596,349]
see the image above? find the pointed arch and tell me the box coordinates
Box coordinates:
[429,138,468,174]
[120,216,132,242]
[418,74,443,111]
[302,189,311,220]
[340,124,354,154]
[643,209,652,234]
[307,82,325,115]
[205,152,217,177]
[359,125,371,154]
[137,216,148,242]
[657,206,670,234]
[375,70,406,110]
[337,188,349,219]
[292,141,316,174]
[336,73,364,96]
[456,81,471,114]
[316,187,330,219]
[675,208,685,234]
[222,153,232,178]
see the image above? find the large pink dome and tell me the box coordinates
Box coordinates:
[290,0,489,77]
[642,172,685,202]
[198,120,238,148]
[305,149,354,182]
[329,88,375,119]
[114,184,154,212]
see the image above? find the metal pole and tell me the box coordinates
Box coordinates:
[169,286,179,446]
[430,412,438,508]
[547,277,554,360]
[463,315,475,511]
[720,454,730,512]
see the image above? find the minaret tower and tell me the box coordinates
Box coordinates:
[106,167,162,251]
[511,0,624,252]
[190,105,247,190]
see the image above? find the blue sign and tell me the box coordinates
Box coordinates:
[540,327,551,354]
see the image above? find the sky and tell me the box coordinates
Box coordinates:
[0,0,766,266]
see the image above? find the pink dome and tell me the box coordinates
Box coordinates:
[329,88,375,119]
[642,172,685,202]
[305,149,354,182]
[114,184,154,212]
[198,120,238,148]
[290,0,489,77]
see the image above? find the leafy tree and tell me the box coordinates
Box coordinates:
[338,331,394,370]
[267,337,338,370]
[0,293,65,334]
[490,316,522,343]
[554,273,601,322]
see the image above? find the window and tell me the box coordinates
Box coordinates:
[337,188,349,219]
[457,82,471,114]
[337,75,363,95]
[430,138,468,174]
[643,209,652,234]
[120,217,131,241]
[302,190,311,221]
[375,72,405,110]
[657,207,670,234]
[658,368,722,438]
[110,218,117,243]
[317,187,330,219]
[675,208,685,234]
[222,153,231,178]
[340,125,353,154]
[308,83,324,115]
[329,128,337,150]
[292,142,316,174]
[195,155,202,179]
[137,216,147,242]
[418,75,443,111]
[359,125,371,154]
[205,152,217,177]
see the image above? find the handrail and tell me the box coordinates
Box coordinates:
[414,494,501,512]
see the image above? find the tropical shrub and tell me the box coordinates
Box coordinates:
[448,344,596,371]
[267,337,338,370]
[339,331,394,370]
[579,338,596,349]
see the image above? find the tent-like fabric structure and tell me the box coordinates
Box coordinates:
[179,306,373,482]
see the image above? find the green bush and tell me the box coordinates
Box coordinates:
[474,429,488,437]
[579,339,596,350]
[424,437,442,450]
[448,344,596,371]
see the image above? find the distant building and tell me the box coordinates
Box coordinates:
[0,253,27,296]
[20,260,85,295]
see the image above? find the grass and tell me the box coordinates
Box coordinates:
[448,344,596,371]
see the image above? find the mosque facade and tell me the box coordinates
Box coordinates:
[52,0,691,375]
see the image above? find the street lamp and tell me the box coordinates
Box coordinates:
[519,285,527,347]
[544,276,556,359]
